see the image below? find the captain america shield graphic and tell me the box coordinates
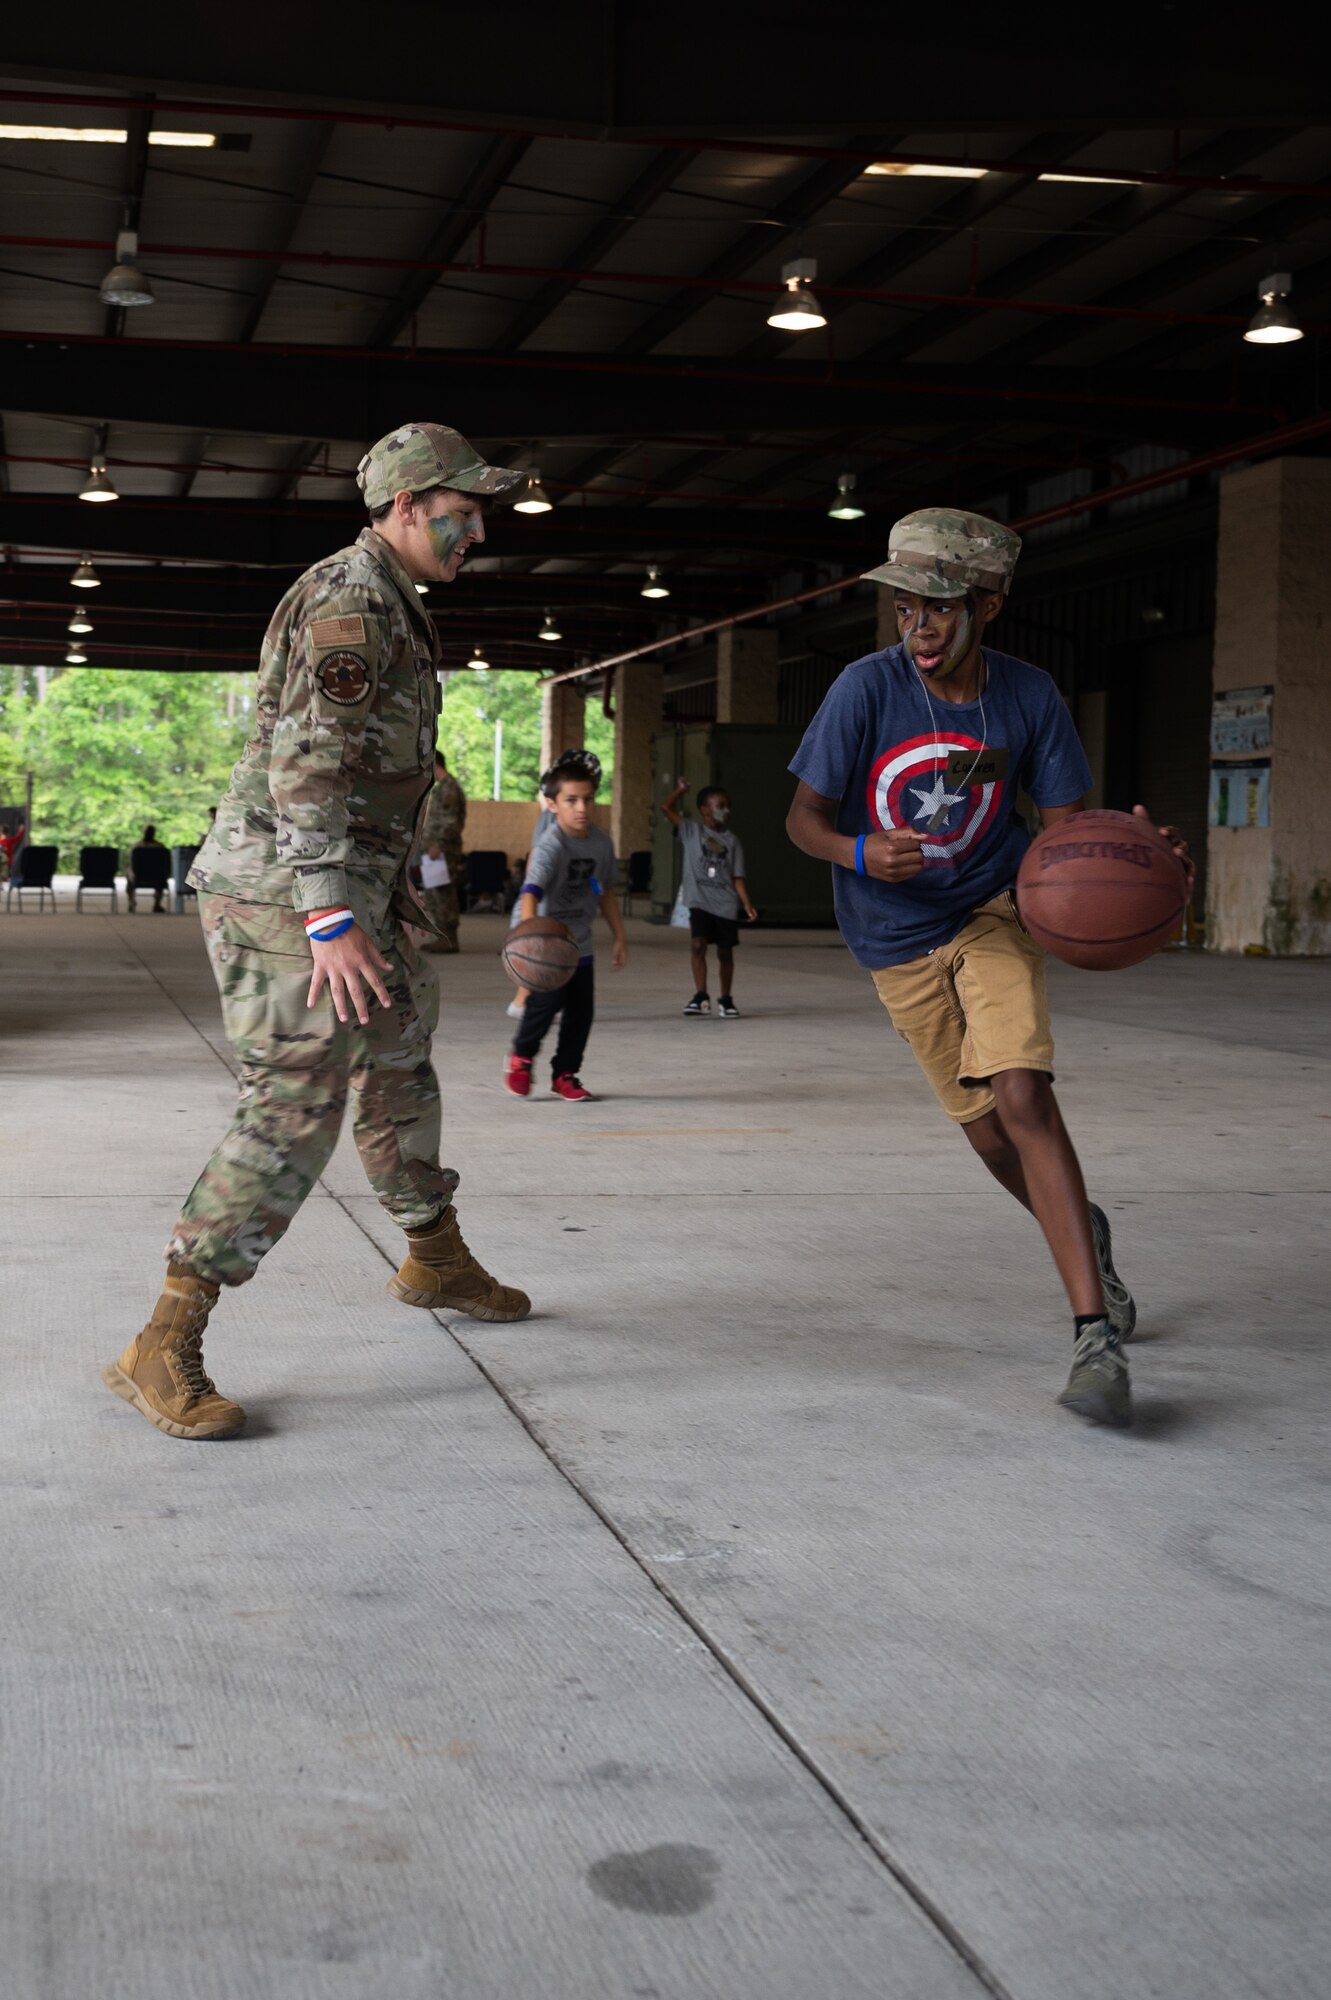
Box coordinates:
[867,731,1004,866]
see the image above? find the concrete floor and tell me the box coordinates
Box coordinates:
[3,902,1329,2000]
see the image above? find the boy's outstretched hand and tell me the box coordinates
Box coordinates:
[1132,803,1195,889]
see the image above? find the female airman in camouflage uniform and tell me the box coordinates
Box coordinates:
[105,424,532,1441]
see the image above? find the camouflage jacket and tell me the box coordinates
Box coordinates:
[190,529,439,932]
[419,770,466,851]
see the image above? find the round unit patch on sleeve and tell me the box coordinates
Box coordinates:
[317,651,372,706]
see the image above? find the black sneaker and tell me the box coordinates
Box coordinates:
[682,992,711,1016]
[717,996,740,1019]
[1088,1202,1137,1340]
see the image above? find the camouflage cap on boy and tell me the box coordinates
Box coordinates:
[356,422,524,511]
[862,507,1022,598]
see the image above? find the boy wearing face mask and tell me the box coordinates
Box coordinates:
[786,508,1192,1429]
[662,780,758,1018]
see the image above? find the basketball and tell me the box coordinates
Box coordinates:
[1016,809,1188,971]
[501,916,580,992]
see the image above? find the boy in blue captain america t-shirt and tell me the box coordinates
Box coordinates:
[787,508,1192,1429]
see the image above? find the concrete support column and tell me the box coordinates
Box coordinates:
[610,662,663,857]
[1209,457,1331,954]
[540,677,584,774]
[716,626,779,723]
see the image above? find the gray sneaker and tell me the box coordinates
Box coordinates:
[1089,1202,1136,1340]
[1058,1320,1132,1428]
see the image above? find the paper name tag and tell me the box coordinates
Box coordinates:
[944,746,1009,788]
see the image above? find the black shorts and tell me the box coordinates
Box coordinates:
[689,907,739,949]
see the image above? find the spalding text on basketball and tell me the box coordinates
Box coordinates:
[1039,839,1154,870]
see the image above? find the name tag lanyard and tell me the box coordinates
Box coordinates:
[912,646,990,834]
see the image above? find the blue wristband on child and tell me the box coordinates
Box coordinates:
[854,834,868,877]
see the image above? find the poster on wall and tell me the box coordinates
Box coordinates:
[1210,685,1273,759]
[1209,762,1270,829]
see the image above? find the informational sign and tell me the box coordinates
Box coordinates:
[1210,685,1273,760]
[1209,763,1270,829]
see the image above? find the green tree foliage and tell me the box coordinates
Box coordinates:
[1,667,252,870]
[437,671,614,801]
[0,662,616,868]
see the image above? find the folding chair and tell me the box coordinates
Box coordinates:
[463,850,508,912]
[77,846,120,913]
[127,843,172,912]
[6,845,59,912]
[171,844,200,914]
[622,849,653,916]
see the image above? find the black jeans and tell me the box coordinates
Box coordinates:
[513,961,595,1076]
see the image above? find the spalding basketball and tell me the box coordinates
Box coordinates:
[501,916,579,993]
[1017,809,1187,971]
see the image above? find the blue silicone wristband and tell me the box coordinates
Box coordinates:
[854,834,868,876]
[308,916,354,941]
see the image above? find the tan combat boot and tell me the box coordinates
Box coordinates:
[103,1265,246,1439]
[387,1206,531,1321]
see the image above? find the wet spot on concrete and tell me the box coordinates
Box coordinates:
[586,1844,718,1916]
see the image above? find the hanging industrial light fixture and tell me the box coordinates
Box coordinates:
[538,609,562,641]
[827,471,865,521]
[67,607,94,635]
[641,565,670,599]
[467,644,490,670]
[415,580,429,594]
[65,645,88,664]
[78,456,119,503]
[514,473,553,514]
[70,555,101,589]
[99,227,155,308]
[766,257,827,332]
[1243,271,1303,345]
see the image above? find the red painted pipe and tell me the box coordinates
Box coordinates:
[541,407,1331,684]
[4,232,1320,338]
[4,87,1331,201]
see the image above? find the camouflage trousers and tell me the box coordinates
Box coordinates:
[168,894,459,1286]
[417,881,459,950]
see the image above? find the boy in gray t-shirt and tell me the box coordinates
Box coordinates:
[662,779,758,1018]
[506,751,626,1103]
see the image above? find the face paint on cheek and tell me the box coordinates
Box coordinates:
[424,513,468,565]
[941,600,974,671]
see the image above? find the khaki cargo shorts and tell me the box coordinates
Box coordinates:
[870,892,1053,1124]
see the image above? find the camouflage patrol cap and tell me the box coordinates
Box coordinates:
[862,507,1022,599]
[356,422,524,511]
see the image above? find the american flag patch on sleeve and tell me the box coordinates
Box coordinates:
[309,614,367,648]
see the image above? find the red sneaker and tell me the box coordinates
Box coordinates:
[551,1073,595,1103]
[504,1053,533,1097]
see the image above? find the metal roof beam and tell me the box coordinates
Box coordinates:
[855,131,1310,372]
[365,132,532,352]
[491,149,699,354]
[614,136,890,359]
[235,120,336,345]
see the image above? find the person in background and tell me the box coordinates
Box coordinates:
[126,823,168,914]
[0,817,25,885]
[504,750,624,1103]
[662,779,758,1018]
[417,749,466,953]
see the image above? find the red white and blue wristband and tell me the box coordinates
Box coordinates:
[305,907,355,943]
